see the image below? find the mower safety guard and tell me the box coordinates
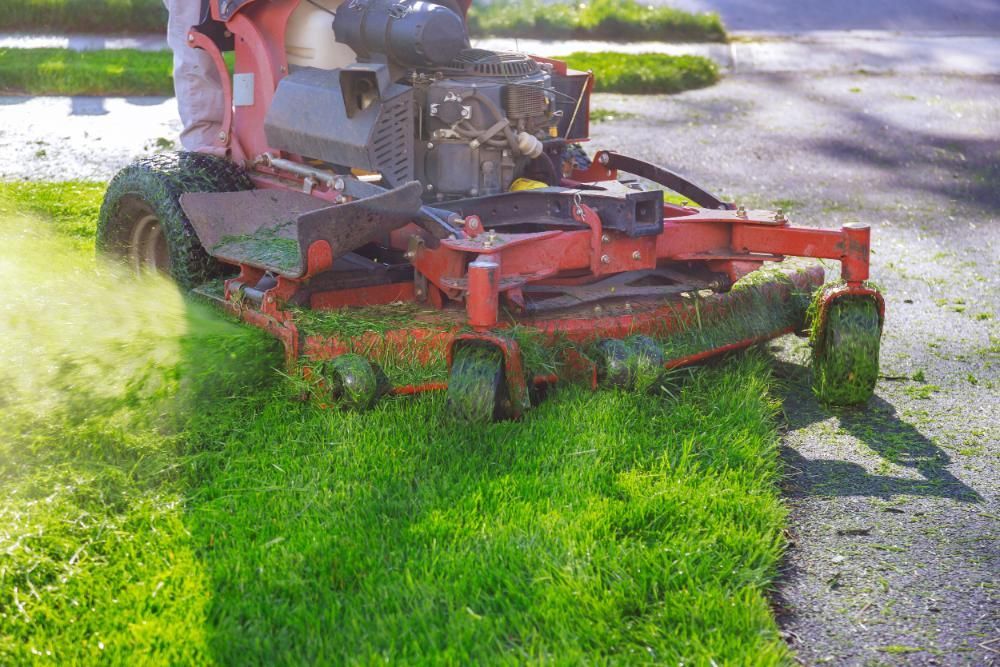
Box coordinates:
[182,181,423,279]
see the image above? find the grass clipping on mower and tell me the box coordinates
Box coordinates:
[807,280,883,405]
[290,266,816,399]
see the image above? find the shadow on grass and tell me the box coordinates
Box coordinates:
[771,356,981,503]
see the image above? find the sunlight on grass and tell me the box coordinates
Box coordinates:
[0,194,277,663]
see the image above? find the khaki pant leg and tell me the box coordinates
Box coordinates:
[163,0,225,150]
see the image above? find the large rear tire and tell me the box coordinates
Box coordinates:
[97,152,252,290]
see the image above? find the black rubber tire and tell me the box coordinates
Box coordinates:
[812,297,882,406]
[595,338,630,388]
[324,354,380,410]
[446,344,510,423]
[595,336,666,391]
[624,335,666,392]
[97,152,252,290]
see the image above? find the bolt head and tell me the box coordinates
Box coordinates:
[467,217,480,229]
[600,254,611,265]
[601,233,611,243]
[598,153,609,165]
[217,131,227,141]
[187,33,195,43]
[427,142,434,150]
[632,251,642,261]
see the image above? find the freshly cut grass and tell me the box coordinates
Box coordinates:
[0,0,726,42]
[1,181,790,664]
[560,51,720,95]
[0,0,166,34]
[0,48,718,96]
[0,47,173,96]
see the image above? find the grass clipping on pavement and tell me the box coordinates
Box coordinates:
[1,0,726,42]
[1,181,789,664]
[0,48,719,97]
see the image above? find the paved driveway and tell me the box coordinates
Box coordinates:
[592,72,999,664]
[663,0,1000,33]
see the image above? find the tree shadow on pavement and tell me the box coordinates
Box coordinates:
[770,356,981,503]
[649,72,1000,218]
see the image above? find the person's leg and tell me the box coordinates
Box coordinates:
[164,0,224,150]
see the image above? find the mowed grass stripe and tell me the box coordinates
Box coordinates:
[0,48,718,97]
[0,0,726,42]
[0,181,788,664]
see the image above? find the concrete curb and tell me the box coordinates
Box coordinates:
[2,31,999,75]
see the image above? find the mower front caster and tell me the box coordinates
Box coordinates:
[446,344,512,423]
[595,335,665,391]
[317,354,384,410]
[811,295,883,405]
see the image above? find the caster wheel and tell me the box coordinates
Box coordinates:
[624,335,665,391]
[595,336,665,390]
[323,354,379,410]
[812,296,882,405]
[595,338,630,388]
[446,344,511,423]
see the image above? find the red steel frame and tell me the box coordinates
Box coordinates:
[189,0,878,409]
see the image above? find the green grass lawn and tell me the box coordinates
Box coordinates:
[0,181,790,664]
[0,0,726,42]
[0,48,718,97]
[469,0,727,42]
[562,52,719,95]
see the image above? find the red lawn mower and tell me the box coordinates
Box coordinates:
[98,0,884,421]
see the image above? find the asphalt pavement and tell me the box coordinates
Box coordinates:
[592,72,999,665]
[662,0,1000,34]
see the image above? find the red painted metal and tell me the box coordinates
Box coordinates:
[663,327,797,370]
[187,29,238,159]
[466,256,501,328]
[311,282,415,309]
[186,1,881,413]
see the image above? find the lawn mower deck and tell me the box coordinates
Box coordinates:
[97,0,885,421]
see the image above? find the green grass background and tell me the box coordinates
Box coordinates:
[0,48,718,96]
[0,0,726,42]
[0,181,789,664]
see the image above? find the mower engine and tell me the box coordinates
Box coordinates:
[415,50,556,200]
[263,0,572,199]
